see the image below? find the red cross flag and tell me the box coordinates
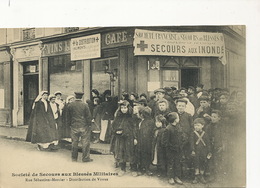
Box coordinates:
[133,29,227,65]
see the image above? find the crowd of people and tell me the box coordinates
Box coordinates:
[25,84,246,186]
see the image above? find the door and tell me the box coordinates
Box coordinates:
[23,74,39,125]
[181,68,199,88]
[91,57,118,96]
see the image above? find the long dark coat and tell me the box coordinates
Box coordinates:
[152,127,167,168]
[110,114,136,163]
[136,118,155,168]
[61,103,71,138]
[30,100,57,144]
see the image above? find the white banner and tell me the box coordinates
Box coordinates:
[71,34,101,61]
[134,29,226,65]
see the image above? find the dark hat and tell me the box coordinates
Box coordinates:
[180,87,187,91]
[171,86,177,91]
[176,98,188,104]
[194,118,205,125]
[137,99,147,106]
[164,87,172,92]
[198,95,209,101]
[91,89,99,96]
[166,112,179,123]
[140,93,147,99]
[196,84,204,88]
[154,88,165,94]
[74,91,84,98]
[188,86,195,90]
[172,94,182,100]
[48,94,56,101]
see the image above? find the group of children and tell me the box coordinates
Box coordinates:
[108,85,245,185]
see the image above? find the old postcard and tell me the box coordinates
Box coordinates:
[0,0,257,188]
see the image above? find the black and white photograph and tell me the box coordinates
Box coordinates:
[0,1,258,188]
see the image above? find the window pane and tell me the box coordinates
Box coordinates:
[162,70,179,89]
[49,55,83,99]
[91,57,118,96]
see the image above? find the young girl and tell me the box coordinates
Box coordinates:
[110,100,136,176]
[152,114,168,177]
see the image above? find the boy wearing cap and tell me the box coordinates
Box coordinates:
[67,92,93,162]
[194,96,212,124]
[164,112,183,185]
[176,99,193,176]
[190,118,212,184]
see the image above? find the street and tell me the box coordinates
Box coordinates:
[0,138,176,188]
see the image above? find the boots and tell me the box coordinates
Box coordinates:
[193,175,199,184]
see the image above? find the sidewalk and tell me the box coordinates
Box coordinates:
[0,125,111,155]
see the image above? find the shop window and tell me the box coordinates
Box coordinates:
[162,70,179,89]
[49,55,83,99]
[91,57,118,96]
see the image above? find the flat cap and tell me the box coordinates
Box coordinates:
[154,88,165,94]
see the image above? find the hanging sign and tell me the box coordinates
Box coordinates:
[71,34,101,61]
[134,29,226,65]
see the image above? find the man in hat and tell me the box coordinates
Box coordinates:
[188,86,199,109]
[67,92,93,162]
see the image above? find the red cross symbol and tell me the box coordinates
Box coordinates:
[137,40,148,51]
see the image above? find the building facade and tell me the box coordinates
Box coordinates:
[0,26,246,126]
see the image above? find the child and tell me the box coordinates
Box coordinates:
[176,99,193,176]
[152,115,168,177]
[136,106,155,176]
[190,118,212,184]
[194,95,212,124]
[155,99,171,117]
[164,112,183,185]
[110,100,136,176]
[207,110,223,182]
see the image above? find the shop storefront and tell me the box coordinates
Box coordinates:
[9,26,245,126]
[133,29,228,96]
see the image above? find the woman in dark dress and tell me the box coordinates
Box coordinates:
[26,91,57,151]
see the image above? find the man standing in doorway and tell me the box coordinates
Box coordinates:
[67,92,93,162]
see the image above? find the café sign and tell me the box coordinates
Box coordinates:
[102,30,133,48]
[71,34,101,61]
[134,29,227,65]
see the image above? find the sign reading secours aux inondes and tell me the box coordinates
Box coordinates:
[133,29,227,65]
[71,34,101,61]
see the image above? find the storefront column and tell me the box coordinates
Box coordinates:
[83,60,91,101]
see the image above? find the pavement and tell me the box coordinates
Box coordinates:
[0,125,111,155]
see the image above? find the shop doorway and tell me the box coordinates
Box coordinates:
[23,62,39,125]
[91,57,118,97]
[181,68,199,88]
